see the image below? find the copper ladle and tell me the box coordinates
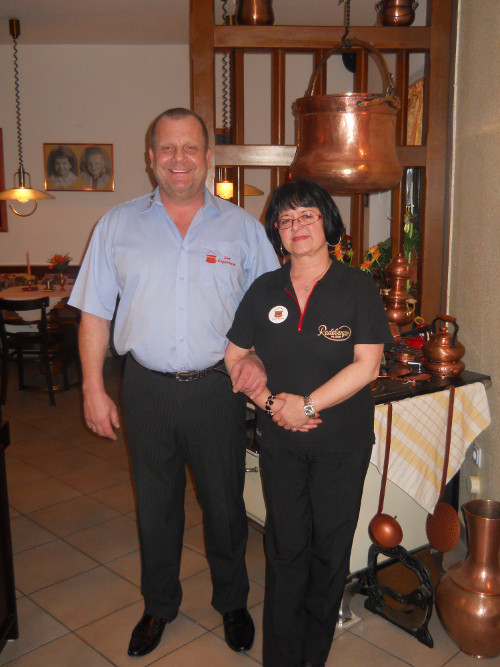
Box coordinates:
[369,403,403,549]
[426,385,461,552]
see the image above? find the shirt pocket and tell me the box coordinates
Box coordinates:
[198,242,242,291]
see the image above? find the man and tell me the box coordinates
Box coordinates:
[69,108,279,657]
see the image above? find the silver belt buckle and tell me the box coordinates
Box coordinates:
[175,370,205,381]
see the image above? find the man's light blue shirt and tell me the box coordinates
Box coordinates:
[69,187,279,372]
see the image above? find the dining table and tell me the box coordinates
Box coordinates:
[0,284,73,330]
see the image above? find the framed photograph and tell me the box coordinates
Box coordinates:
[43,143,114,192]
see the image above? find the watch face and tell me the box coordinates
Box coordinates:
[304,405,315,417]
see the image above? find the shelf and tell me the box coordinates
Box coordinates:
[214,25,431,51]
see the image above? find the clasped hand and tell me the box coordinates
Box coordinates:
[271,393,321,432]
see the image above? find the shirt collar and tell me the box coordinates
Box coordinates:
[140,186,223,217]
[278,257,343,292]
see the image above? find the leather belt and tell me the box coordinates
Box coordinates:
[162,360,225,381]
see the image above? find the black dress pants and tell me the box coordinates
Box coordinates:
[260,440,371,667]
[122,355,249,618]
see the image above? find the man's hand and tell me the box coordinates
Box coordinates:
[83,388,120,440]
[229,353,267,400]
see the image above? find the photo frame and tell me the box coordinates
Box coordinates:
[43,143,114,192]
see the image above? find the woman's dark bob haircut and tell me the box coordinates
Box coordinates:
[264,179,345,255]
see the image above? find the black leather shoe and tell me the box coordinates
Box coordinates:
[127,612,177,657]
[222,607,255,652]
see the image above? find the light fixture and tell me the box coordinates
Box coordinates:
[215,4,263,200]
[0,19,54,217]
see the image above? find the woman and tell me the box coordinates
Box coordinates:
[225,179,393,666]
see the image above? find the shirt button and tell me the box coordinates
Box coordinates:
[179,307,184,312]
[179,276,184,281]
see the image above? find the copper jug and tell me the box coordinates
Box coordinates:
[289,39,402,195]
[236,0,274,25]
[376,0,419,27]
[422,314,465,377]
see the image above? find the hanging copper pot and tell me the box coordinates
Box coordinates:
[376,0,419,27]
[236,0,274,25]
[289,38,402,194]
[422,314,466,378]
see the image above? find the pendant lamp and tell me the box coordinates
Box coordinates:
[0,19,54,217]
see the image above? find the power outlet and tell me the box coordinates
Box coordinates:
[472,444,482,467]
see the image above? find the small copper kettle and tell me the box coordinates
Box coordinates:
[422,314,465,377]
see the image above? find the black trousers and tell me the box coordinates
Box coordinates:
[260,441,371,667]
[122,355,249,618]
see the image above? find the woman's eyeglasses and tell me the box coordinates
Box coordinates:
[274,212,322,230]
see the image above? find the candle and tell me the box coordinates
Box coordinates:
[26,252,31,276]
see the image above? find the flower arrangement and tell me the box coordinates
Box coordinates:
[48,253,72,272]
[331,211,419,293]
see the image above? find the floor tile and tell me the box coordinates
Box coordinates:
[350,604,458,666]
[27,494,119,537]
[23,445,102,476]
[8,477,82,514]
[108,452,132,470]
[30,566,142,630]
[182,523,206,556]
[10,516,56,554]
[246,541,266,587]
[65,515,140,563]
[73,436,128,462]
[184,489,204,529]
[5,459,49,489]
[0,597,68,662]
[27,409,85,437]
[326,629,407,665]
[55,460,131,493]
[446,648,495,664]
[90,480,137,514]
[153,631,257,665]
[3,418,44,444]
[76,600,207,666]
[13,539,97,594]
[4,631,113,665]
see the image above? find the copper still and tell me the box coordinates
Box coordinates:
[289,39,402,194]
[382,254,415,328]
[236,0,274,25]
[422,314,465,378]
[376,0,418,26]
[435,499,500,659]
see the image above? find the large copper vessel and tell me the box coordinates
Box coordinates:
[289,39,402,194]
[435,499,500,658]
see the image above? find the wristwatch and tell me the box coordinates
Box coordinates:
[303,395,316,418]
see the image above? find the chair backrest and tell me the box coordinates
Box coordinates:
[0,297,50,337]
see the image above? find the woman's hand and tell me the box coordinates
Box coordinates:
[272,393,321,432]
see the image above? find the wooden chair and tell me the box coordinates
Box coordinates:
[0,297,69,407]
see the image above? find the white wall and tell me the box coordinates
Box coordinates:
[0,44,190,266]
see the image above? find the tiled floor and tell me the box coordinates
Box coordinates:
[0,357,489,665]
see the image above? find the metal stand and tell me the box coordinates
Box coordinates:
[361,544,434,648]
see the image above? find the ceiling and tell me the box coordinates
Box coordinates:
[0,1,379,46]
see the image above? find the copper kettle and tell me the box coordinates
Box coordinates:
[422,314,465,377]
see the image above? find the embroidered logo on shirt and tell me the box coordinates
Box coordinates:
[269,306,288,323]
[205,251,236,267]
[317,324,351,341]
[205,251,217,263]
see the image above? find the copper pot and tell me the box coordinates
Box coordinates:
[236,0,274,25]
[376,0,418,27]
[422,314,465,378]
[289,39,402,194]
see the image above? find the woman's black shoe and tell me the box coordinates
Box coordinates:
[222,608,255,652]
[127,612,177,656]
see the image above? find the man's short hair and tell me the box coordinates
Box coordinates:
[150,108,209,151]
